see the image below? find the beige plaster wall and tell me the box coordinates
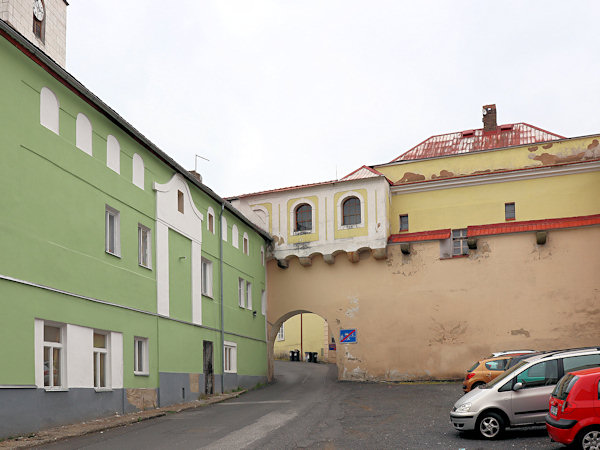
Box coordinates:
[267,226,600,381]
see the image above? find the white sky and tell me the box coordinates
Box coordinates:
[66,1,600,198]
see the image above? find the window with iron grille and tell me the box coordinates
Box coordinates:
[505,202,515,221]
[452,229,469,256]
[342,197,361,226]
[399,214,409,231]
[295,204,312,232]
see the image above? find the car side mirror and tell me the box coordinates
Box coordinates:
[513,382,524,391]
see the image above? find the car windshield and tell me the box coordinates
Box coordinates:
[467,361,479,373]
[482,360,528,389]
[552,374,579,400]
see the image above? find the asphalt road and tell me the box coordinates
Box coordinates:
[42,361,565,449]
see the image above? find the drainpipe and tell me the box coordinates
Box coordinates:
[300,313,303,360]
[219,203,225,393]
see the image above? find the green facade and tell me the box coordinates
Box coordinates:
[0,22,269,437]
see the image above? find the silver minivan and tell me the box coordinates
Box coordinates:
[450,347,600,439]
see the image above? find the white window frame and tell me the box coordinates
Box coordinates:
[43,323,65,389]
[290,199,315,235]
[201,258,213,298]
[134,337,149,376]
[207,207,215,234]
[221,216,228,242]
[261,289,266,316]
[224,341,237,373]
[138,224,152,269]
[246,281,252,310]
[336,192,365,230]
[243,232,249,255]
[232,224,239,248]
[105,205,121,257]
[260,246,265,266]
[93,332,110,389]
[238,278,245,308]
[277,324,285,341]
[452,229,469,256]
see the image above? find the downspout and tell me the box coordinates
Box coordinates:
[219,203,225,393]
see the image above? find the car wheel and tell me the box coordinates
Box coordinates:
[476,412,505,440]
[579,426,600,450]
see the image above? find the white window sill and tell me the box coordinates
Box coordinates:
[339,224,363,230]
[44,387,69,392]
[139,263,152,270]
[224,370,237,374]
[292,230,312,236]
[202,292,213,299]
[94,387,113,392]
[134,371,149,377]
[106,250,121,258]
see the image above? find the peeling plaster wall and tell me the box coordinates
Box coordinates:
[376,135,600,186]
[267,226,600,382]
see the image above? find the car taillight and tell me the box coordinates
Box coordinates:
[466,373,475,380]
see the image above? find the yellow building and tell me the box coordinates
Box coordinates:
[232,105,600,382]
[273,313,332,362]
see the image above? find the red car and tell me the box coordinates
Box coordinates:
[546,367,600,448]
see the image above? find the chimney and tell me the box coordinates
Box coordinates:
[189,170,203,183]
[482,104,497,132]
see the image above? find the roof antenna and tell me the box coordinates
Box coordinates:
[193,154,210,183]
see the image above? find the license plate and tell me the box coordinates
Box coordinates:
[550,405,558,416]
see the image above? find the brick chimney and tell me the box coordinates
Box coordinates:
[482,104,497,132]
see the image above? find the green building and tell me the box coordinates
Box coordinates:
[0,14,270,438]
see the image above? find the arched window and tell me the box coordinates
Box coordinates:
[75,113,92,155]
[40,87,59,134]
[232,224,239,248]
[132,153,144,189]
[295,204,312,232]
[342,197,361,226]
[207,207,215,233]
[221,216,228,241]
[106,135,120,174]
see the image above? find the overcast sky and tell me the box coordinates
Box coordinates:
[66,1,600,198]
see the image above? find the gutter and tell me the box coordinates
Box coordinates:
[219,203,225,393]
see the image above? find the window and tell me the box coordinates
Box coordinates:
[238,278,245,308]
[243,233,249,255]
[400,214,409,232]
[516,360,558,389]
[452,229,468,256]
[40,87,59,134]
[138,224,151,268]
[246,281,252,310]
[105,206,120,257]
[563,354,600,373]
[342,197,361,226]
[224,341,237,373]
[261,289,266,316]
[134,337,149,375]
[485,359,508,371]
[93,332,109,389]
[232,225,239,248]
[207,207,215,233]
[260,246,265,266]
[201,258,213,297]
[32,0,45,42]
[277,324,285,341]
[76,113,92,155]
[106,135,120,174]
[295,204,312,232]
[43,324,63,388]
[177,190,184,213]
[505,202,515,221]
[221,217,228,241]
[132,154,144,189]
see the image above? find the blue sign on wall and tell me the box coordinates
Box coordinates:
[340,329,357,344]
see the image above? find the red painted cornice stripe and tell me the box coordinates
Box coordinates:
[467,214,600,237]
[388,229,451,243]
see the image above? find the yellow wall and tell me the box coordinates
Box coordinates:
[390,171,600,233]
[333,189,369,239]
[375,135,600,184]
[273,313,327,358]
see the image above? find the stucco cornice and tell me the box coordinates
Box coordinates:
[390,160,600,195]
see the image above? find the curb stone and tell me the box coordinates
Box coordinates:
[0,390,247,449]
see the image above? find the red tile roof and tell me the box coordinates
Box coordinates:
[467,214,600,237]
[388,229,451,243]
[391,123,565,162]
